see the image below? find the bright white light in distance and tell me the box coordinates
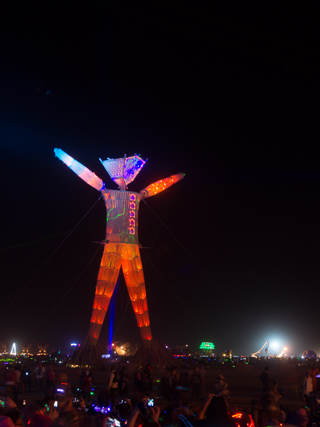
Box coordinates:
[270,341,279,349]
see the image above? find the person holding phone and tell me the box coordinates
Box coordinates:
[127,398,161,427]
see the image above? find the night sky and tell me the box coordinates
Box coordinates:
[2,3,320,356]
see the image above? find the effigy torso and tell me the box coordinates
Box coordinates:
[101,189,141,244]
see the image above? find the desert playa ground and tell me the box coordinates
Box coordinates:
[9,358,309,412]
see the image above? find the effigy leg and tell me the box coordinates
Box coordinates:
[122,244,152,342]
[87,243,122,346]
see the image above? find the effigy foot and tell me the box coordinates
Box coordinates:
[68,338,106,369]
[133,340,175,369]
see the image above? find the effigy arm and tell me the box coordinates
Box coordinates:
[140,173,184,198]
[54,148,105,191]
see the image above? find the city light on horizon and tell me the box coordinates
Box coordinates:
[0,338,317,359]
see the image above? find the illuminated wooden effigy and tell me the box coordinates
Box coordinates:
[54,149,184,356]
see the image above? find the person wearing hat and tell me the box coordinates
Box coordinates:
[213,375,229,398]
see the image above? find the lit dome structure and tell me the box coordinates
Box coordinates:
[302,350,317,359]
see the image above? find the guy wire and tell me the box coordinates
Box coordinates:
[27,244,103,340]
[142,198,267,346]
[1,195,103,316]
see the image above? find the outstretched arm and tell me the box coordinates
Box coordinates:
[140,173,184,198]
[54,148,105,191]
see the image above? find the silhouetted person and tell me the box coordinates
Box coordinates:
[259,366,270,393]
[310,363,319,392]
[108,365,119,409]
[213,374,228,398]
[194,394,236,427]
[46,365,55,397]
[286,407,309,427]
[136,372,153,395]
[119,366,128,396]
[160,368,171,400]
[34,362,45,395]
[22,365,32,392]
[303,371,313,398]
[80,370,93,403]
[191,366,203,398]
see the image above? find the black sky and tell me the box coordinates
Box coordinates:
[2,3,320,356]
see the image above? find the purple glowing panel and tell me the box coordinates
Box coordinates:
[99,155,146,188]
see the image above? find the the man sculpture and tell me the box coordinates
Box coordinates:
[54,148,184,349]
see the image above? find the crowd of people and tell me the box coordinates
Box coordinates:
[0,361,319,427]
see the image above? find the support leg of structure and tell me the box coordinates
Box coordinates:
[133,340,175,369]
[69,335,106,369]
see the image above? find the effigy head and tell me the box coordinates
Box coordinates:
[99,155,146,190]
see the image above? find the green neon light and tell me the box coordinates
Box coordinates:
[199,342,215,350]
[106,207,126,222]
